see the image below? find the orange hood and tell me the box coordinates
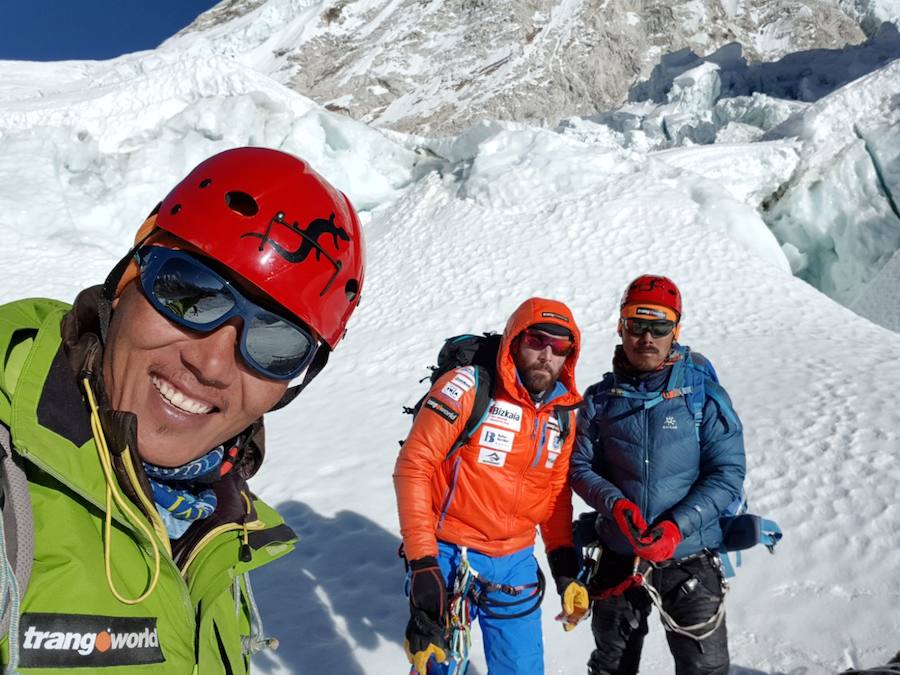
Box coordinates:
[495,297,581,406]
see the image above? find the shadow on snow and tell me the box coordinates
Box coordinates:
[248,501,484,675]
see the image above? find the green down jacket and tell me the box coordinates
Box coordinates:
[0,295,297,673]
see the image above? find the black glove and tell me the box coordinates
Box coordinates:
[404,556,449,672]
[547,547,580,593]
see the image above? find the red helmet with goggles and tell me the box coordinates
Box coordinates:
[151,147,365,350]
[620,275,682,320]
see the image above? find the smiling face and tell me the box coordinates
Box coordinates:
[102,282,288,467]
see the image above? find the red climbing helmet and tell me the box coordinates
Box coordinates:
[620,275,682,320]
[151,147,365,349]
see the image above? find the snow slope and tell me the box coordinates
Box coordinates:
[0,30,898,675]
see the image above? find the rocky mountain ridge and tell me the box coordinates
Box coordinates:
[164,0,890,135]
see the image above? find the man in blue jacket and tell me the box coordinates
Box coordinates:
[570,275,745,675]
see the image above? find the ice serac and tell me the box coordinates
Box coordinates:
[762,56,900,307]
[164,0,870,135]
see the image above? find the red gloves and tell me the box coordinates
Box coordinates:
[612,499,682,562]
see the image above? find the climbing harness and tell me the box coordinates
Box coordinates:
[588,554,728,644]
[441,547,546,674]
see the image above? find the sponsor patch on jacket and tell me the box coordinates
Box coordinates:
[485,401,523,432]
[545,417,563,452]
[451,367,476,391]
[546,427,562,452]
[478,448,507,467]
[479,426,515,453]
[440,382,465,402]
[424,397,459,424]
[19,613,165,668]
[541,311,569,323]
[545,451,560,469]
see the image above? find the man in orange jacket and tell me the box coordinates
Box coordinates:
[394,298,589,674]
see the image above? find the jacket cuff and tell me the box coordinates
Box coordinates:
[546,546,580,590]
[409,555,440,571]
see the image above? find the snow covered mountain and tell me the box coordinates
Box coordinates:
[0,2,898,674]
[161,0,893,135]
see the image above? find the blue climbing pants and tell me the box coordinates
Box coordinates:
[429,541,544,675]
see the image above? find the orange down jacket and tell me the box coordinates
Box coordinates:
[394,298,583,561]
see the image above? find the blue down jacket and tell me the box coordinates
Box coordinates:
[570,345,745,558]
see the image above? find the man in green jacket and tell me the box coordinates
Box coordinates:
[0,147,366,673]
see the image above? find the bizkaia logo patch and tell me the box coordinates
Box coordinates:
[486,401,523,432]
[19,613,165,668]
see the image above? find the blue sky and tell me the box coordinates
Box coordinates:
[0,1,220,61]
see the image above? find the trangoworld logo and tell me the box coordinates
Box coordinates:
[19,613,165,667]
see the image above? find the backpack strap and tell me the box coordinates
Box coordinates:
[0,423,33,668]
[554,407,571,444]
[444,366,492,461]
[605,357,695,415]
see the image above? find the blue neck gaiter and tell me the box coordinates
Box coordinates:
[143,446,224,539]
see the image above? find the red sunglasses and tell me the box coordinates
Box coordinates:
[522,330,573,356]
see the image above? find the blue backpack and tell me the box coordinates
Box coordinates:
[586,347,782,577]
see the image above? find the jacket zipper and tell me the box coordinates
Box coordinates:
[531,416,549,468]
[508,408,545,533]
[641,406,649,515]
[436,456,462,530]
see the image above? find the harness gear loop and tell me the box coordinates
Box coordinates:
[445,547,477,675]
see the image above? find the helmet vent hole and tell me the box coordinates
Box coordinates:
[199,178,212,188]
[225,191,259,217]
[170,204,182,216]
[344,279,359,302]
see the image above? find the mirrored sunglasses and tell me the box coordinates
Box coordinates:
[522,330,573,356]
[623,318,677,338]
[137,246,318,380]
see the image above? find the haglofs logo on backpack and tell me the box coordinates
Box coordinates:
[19,613,164,668]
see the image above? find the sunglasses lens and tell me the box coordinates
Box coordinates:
[625,319,675,337]
[243,312,315,379]
[524,332,572,356]
[150,256,236,326]
[651,321,676,337]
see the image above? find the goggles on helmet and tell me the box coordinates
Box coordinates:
[622,318,677,338]
[522,329,574,356]
[138,246,318,381]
